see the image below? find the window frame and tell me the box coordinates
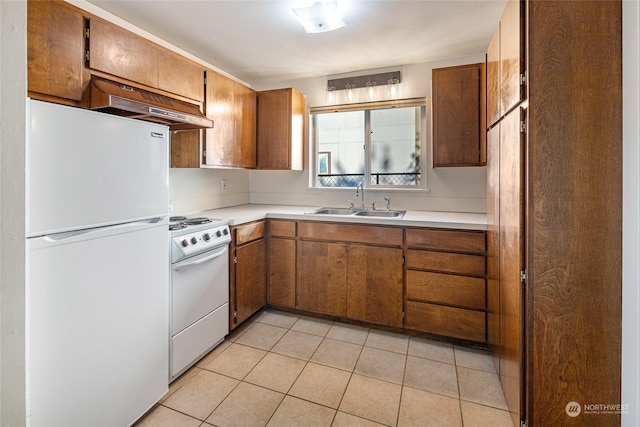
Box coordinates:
[310,98,429,191]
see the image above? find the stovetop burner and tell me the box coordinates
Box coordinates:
[170,216,187,222]
[183,217,212,225]
[169,223,187,231]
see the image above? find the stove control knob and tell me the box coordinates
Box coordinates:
[203,233,211,241]
[181,239,188,247]
[216,230,222,237]
[223,228,229,235]
[190,237,198,245]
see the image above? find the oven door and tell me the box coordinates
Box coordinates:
[171,244,229,336]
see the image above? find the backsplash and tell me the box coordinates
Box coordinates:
[169,168,250,215]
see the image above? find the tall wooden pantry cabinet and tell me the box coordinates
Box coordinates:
[486,1,622,426]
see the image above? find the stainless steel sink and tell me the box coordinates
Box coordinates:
[354,210,406,218]
[307,207,356,215]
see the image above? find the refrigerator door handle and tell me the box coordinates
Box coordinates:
[41,217,166,243]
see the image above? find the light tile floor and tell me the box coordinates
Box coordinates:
[136,309,513,427]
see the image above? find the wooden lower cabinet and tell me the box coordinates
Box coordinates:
[405,301,485,342]
[346,245,403,327]
[404,227,487,343]
[230,221,266,329]
[297,241,347,316]
[267,220,297,309]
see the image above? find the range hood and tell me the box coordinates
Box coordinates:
[90,77,213,130]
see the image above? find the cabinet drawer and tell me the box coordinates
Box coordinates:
[406,249,485,277]
[406,228,485,254]
[269,220,296,237]
[406,270,485,310]
[298,222,402,246]
[406,301,486,342]
[234,221,265,245]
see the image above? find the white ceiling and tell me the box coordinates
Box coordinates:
[85,0,507,87]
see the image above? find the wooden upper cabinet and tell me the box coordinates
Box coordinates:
[89,19,158,89]
[27,0,89,103]
[500,0,525,116]
[257,88,306,170]
[486,0,525,125]
[203,70,256,168]
[158,49,205,103]
[89,19,204,102]
[432,63,486,167]
[486,24,501,127]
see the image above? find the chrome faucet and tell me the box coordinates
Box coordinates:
[384,196,391,211]
[355,182,365,209]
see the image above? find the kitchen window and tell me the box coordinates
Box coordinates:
[311,99,427,189]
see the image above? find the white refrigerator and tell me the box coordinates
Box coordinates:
[26,99,170,427]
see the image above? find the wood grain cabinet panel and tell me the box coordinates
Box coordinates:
[233,239,266,328]
[406,301,485,342]
[346,245,403,327]
[268,237,296,309]
[203,70,256,168]
[158,49,205,102]
[269,220,296,237]
[432,63,486,167]
[89,19,159,89]
[406,249,485,277]
[296,241,347,316]
[257,88,305,170]
[406,228,485,254]
[235,221,265,245]
[406,270,485,310]
[230,221,267,330]
[486,23,501,127]
[27,0,89,103]
[298,222,402,246]
[500,0,524,116]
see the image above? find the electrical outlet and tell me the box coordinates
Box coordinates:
[221,178,228,192]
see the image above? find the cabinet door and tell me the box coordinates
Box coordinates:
[27,0,88,103]
[204,71,235,166]
[170,130,201,168]
[432,63,484,167]
[500,0,525,115]
[234,239,266,328]
[89,19,158,89]
[486,24,501,127]
[257,88,305,170]
[234,82,257,168]
[346,245,403,327]
[158,49,204,102]
[268,238,296,308]
[486,123,501,370]
[297,241,347,316]
[499,107,525,424]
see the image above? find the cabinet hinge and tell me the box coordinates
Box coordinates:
[520,71,527,87]
[520,119,527,134]
[402,311,405,320]
[202,150,207,159]
[520,269,527,283]
[402,256,405,265]
[521,420,526,427]
[84,28,90,39]
[233,311,238,318]
[233,256,238,264]
[85,50,90,62]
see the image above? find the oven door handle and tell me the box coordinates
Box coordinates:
[172,246,228,271]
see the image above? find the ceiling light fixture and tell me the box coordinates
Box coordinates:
[292,0,346,34]
[387,73,400,98]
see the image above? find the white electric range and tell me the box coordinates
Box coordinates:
[169,216,231,380]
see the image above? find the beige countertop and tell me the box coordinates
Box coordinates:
[195,204,487,231]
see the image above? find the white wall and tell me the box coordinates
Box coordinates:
[622,0,640,425]
[250,55,488,213]
[0,1,26,426]
[169,168,250,215]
